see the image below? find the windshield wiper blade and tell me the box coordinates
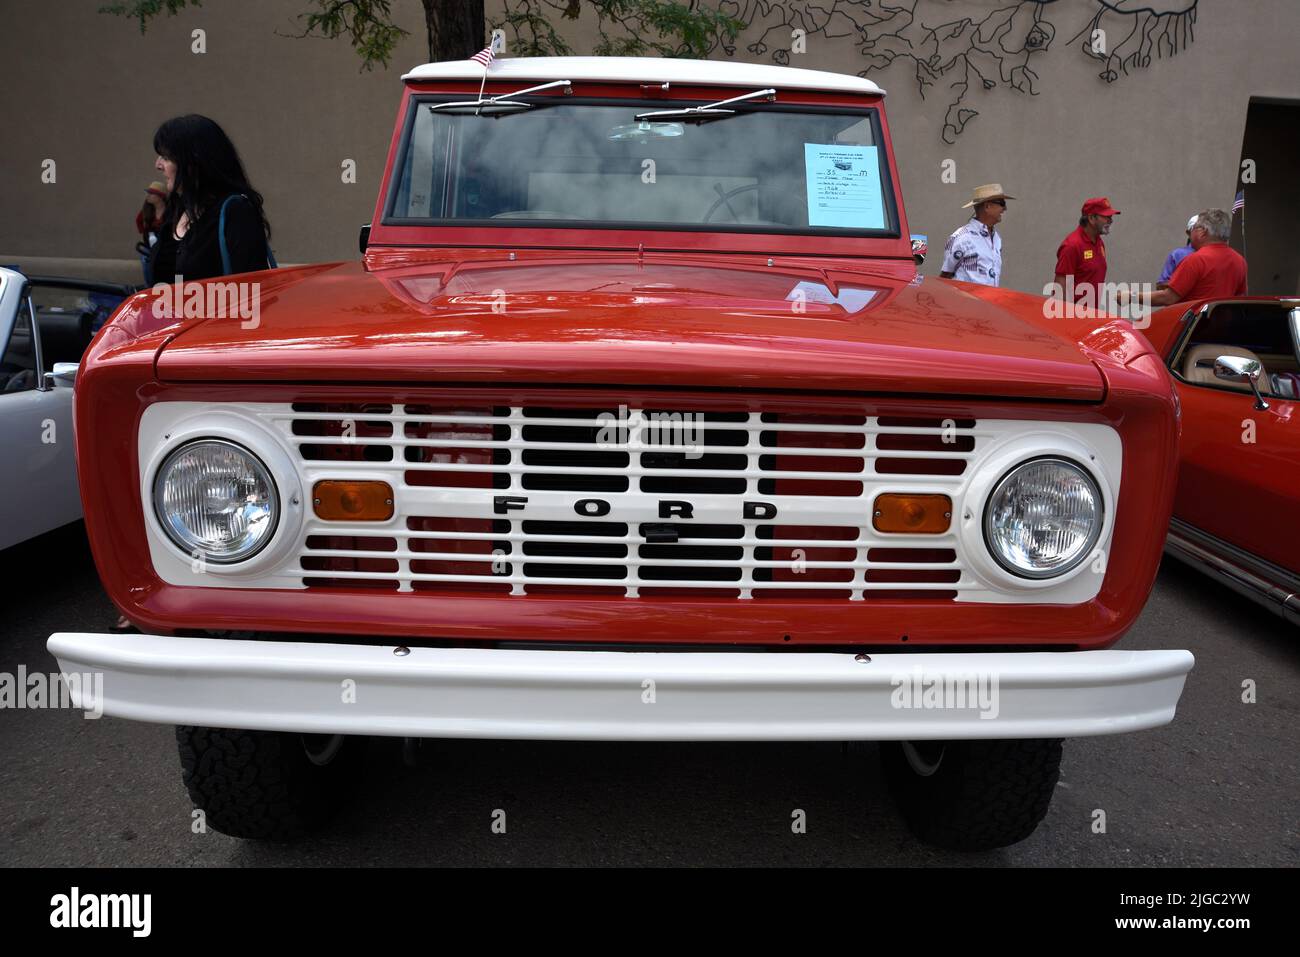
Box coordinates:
[634,87,775,122]
[428,79,573,116]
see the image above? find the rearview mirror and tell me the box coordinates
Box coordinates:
[43,361,78,390]
[1214,355,1269,410]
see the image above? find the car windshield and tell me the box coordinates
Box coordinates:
[386,99,897,235]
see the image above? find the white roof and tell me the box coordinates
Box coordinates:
[402,56,884,96]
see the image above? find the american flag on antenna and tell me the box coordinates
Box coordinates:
[470,31,505,68]
[1232,190,1245,213]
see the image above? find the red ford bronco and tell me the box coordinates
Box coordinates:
[50,56,1193,850]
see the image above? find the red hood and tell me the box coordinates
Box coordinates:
[153,251,1106,401]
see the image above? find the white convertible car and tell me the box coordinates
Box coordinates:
[0,266,132,549]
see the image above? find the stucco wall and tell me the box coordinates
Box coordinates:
[1,0,1297,294]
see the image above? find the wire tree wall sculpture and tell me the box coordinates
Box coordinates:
[715,1,1200,143]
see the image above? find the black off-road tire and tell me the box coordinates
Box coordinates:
[880,738,1063,851]
[176,726,361,841]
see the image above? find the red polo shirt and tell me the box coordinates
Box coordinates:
[1166,242,1248,302]
[1054,225,1107,302]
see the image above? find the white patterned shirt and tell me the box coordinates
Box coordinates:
[941,218,1002,286]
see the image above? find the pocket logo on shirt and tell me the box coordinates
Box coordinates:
[1083,250,1094,260]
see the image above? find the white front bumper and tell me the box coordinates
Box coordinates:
[47,633,1194,742]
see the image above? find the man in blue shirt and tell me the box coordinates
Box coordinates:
[1158,215,1198,288]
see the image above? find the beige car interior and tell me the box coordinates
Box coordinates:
[1179,307,1300,398]
[1181,343,1268,393]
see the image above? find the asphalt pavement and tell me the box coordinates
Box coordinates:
[1,522,1296,866]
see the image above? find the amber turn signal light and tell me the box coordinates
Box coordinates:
[313,480,394,521]
[873,493,952,534]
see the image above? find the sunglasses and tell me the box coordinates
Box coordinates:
[986,199,1007,207]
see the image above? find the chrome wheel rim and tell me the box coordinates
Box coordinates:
[902,740,945,777]
[301,733,345,767]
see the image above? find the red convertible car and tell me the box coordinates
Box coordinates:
[1142,297,1300,626]
[48,56,1194,850]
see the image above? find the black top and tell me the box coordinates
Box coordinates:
[149,195,270,283]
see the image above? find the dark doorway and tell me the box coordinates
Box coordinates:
[1233,98,1300,295]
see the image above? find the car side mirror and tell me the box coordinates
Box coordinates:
[1214,355,1269,411]
[359,224,371,254]
[43,361,78,390]
[910,234,928,267]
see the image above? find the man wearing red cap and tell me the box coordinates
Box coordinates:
[1051,197,1119,307]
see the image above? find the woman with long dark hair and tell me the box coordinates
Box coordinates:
[113,116,273,634]
[149,114,273,283]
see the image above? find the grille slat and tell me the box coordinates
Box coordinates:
[287,458,962,480]
[302,526,945,543]
[276,402,981,600]
[303,548,960,571]
[291,568,970,590]
[288,436,971,459]
[279,410,990,436]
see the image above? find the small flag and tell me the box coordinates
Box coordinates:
[1232,190,1245,213]
[471,30,505,68]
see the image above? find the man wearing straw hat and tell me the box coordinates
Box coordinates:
[939,183,1014,287]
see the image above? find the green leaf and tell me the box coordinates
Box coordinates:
[99,0,203,35]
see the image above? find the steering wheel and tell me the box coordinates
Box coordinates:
[703,183,760,223]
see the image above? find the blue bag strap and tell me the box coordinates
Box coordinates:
[217,194,236,275]
[218,194,276,272]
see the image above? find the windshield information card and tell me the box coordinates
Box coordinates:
[804,144,885,229]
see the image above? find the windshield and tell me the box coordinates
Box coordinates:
[386,99,897,235]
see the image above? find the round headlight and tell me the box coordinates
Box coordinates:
[153,439,279,564]
[983,457,1103,579]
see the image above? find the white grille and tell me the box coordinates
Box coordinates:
[270,402,981,600]
[137,401,1122,604]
